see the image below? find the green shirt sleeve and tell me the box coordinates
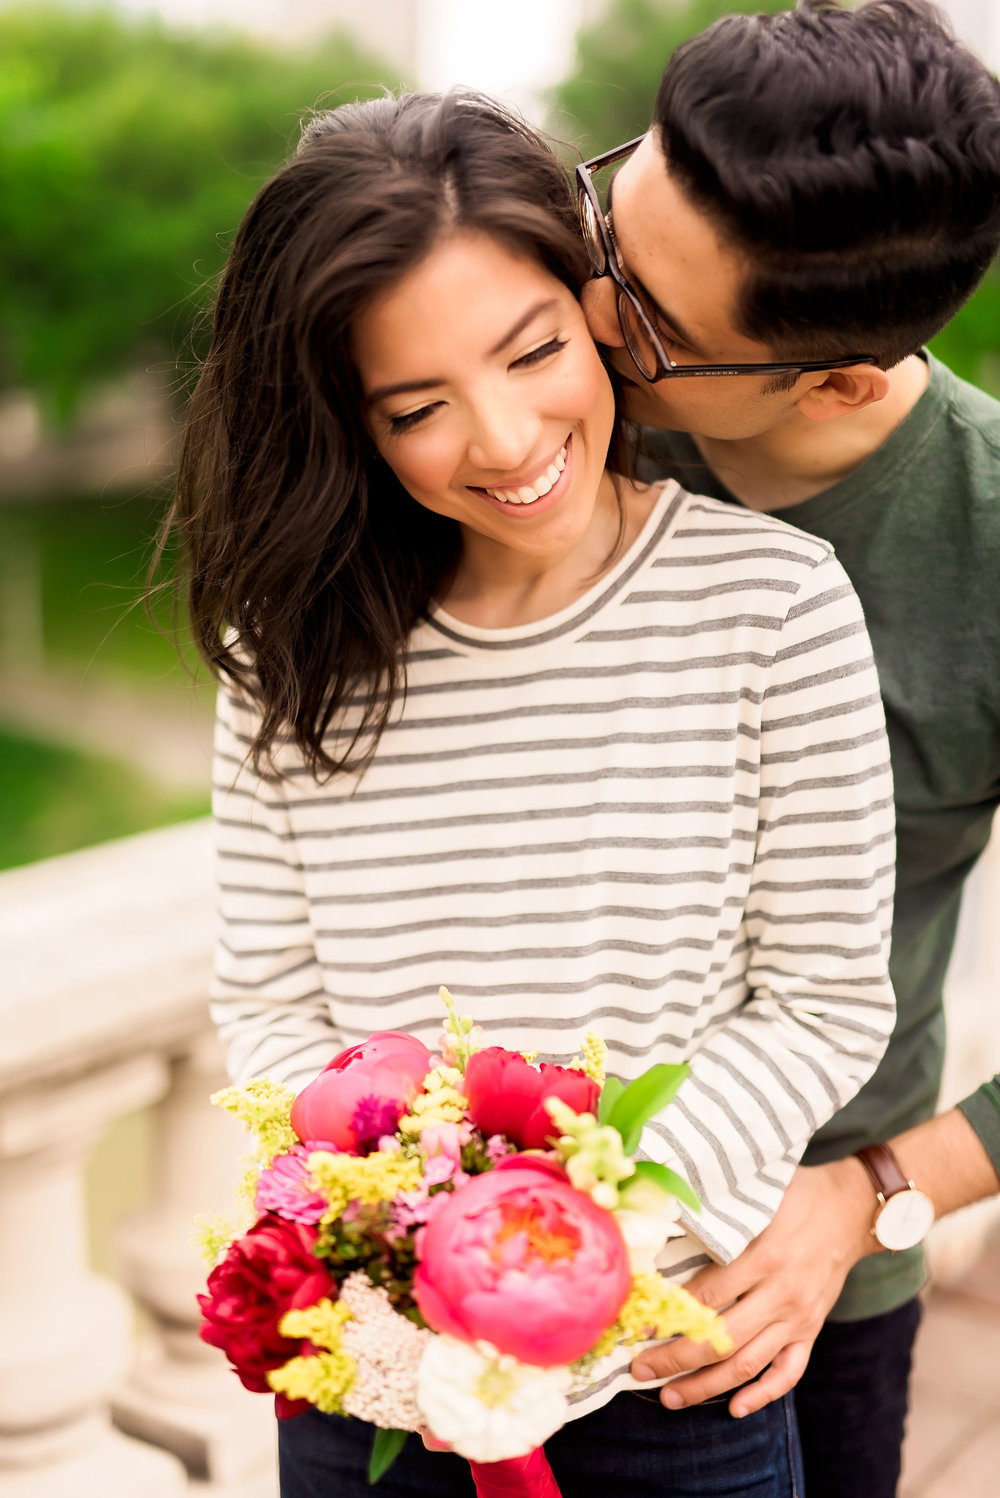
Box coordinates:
[957,1075,1000,1175]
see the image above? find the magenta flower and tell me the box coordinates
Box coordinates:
[412,1159,632,1366]
[290,1032,434,1153]
[255,1145,333,1224]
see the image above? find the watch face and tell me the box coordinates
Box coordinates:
[875,1189,935,1251]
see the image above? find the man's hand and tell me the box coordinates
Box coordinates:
[631,1158,877,1417]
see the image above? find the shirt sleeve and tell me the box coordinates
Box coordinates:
[210,684,342,1090]
[957,1076,1000,1175]
[642,552,897,1262]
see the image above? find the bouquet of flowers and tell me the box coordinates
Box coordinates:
[196,991,730,1497]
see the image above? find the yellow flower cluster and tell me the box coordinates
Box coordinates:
[308,1149,424,1219]
[280,1297,354,1348]
[617,1273,731,1356]
[397,1064,467,1136]
[565,1030,607,1084]
[268,1299,356,1415]
[210,1079,299,1167]
[579,1030,607,1086]
[191,1211,245,1267]
[208,1079,301,1233]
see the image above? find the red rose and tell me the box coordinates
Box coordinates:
[463,1048,600,1151]
[197,1212,335,1414]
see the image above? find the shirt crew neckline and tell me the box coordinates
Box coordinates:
[424,479,685,653]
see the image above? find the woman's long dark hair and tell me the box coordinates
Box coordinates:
[169,91,628,776]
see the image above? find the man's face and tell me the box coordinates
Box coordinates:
[582,132,805,440]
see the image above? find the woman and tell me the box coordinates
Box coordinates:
[173,90,895,1497]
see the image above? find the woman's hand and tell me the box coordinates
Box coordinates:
[630,1160,878,1416]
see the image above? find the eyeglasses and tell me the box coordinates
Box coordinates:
[576,137,877,383]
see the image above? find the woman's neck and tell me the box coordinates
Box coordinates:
[439,473,655,629]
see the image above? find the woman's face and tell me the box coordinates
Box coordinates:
[351,230,617,567]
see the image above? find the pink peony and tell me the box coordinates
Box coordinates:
[463,1048,599,1151]
[290,1032,434,1153]
[412,1159,631,1366]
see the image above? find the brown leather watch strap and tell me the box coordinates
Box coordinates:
[855,1142,910,1200]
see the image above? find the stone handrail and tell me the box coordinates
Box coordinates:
[0,819,275,1496]
[1,816,997,1494]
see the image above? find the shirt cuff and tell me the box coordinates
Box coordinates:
[957,1075,1000,1176]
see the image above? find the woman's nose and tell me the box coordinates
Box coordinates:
[466,397,543,474]
[581,277,624,349]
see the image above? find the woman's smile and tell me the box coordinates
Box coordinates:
[470,436,570,512]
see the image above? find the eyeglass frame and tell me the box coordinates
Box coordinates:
[576,137,878,383]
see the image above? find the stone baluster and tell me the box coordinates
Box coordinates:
[0,1053,187,1497]
[112,1030,277,1494]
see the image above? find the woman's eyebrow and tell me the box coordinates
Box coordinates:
[367,374,442,404]
[488,298,559,356]
[366,298,561,404]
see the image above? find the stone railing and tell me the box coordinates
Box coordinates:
[0,819,275,1497]
[1,816,998,1494]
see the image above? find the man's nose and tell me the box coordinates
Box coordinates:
[581,277,624,349]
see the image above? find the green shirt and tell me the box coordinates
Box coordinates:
[640,352,1000,1319]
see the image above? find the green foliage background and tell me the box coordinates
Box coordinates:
[0,3,402,868]
[0,3,400,425]
[552,0,1000,396]
[1,0,998,870]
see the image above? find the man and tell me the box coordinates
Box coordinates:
[578,2,1000,1494]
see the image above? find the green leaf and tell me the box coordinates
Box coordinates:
[597,1075,626,1125]
[632,1158,701,1213]
[607,1063,690,1152]
[368,1428,408,1484]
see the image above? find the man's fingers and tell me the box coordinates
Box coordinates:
[654,1329,790,1409]
[631,1332,720,1382]
[631,1282,790,1384]
[728,1342,812,1419]
[682,1254,764,1311]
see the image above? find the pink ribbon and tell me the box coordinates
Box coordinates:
[469,1447,562,1497]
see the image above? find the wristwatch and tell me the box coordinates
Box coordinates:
[854,1143,935,1252]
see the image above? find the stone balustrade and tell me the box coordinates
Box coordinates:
[0,816,997,1494]
[1,819,276,1496]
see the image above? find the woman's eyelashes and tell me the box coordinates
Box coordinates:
[388,403,441,434]
[384,335,569,434]
[511,335,568,368]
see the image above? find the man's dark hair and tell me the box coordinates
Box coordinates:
[653,0,1000,369]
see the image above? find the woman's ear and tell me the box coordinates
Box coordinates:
[794,364,891,423]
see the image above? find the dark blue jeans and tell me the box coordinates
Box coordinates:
[794,1297,923,1498]
[279,1387,805,1498]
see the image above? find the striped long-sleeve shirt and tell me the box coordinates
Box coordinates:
[211,482,896,1409]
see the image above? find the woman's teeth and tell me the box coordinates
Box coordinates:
[485,445,567,504]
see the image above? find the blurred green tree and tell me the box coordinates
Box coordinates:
[0,3,399,425]
[552,0,1000,395]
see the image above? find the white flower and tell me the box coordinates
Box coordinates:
[416,1336,571,1462]
[614,1205,686,1275]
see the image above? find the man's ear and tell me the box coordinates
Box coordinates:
[794,365,890,422]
